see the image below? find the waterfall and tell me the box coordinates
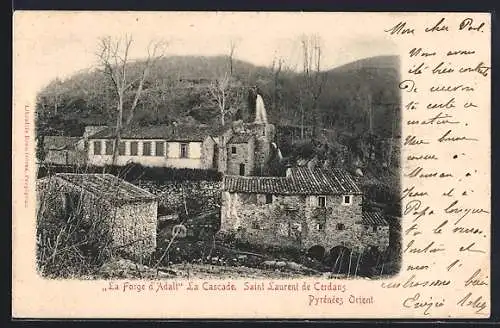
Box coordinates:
[271,142,283,162]
[254,94,268,124]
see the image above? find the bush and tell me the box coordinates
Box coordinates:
[36,190,115,278]
[37,163,223,183]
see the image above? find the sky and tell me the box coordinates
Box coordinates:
[14,11,399,106]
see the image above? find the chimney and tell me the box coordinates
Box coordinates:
[286,168,292,177]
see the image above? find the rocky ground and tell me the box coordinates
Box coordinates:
[98,258,326,279]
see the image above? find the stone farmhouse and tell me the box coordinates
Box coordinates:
[37,173,158,257]
[220,167,389,259]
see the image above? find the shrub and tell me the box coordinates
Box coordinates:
[36,188,115,278]
[37,163,223,182]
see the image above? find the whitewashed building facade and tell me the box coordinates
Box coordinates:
[86,125,217,169]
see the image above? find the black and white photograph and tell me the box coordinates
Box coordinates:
[32,12,403,281]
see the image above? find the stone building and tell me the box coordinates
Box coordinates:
[37,173,158,257]
[220,167,389,258]
[42,136,86,165]
[217,121,276,176]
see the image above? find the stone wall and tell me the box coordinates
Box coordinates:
[217,128,234,174]
[226,139,255,176]
[44,149,86,165]
[37,177,112,226]
[138,180,221,216]
[220,192,306,248]
[252,123,276,175]
[114,200,158,257]
[302,194,363,251]
[356,224,390,252]
[220,191,385,253]
[218,122,276,176]
[201,136,216,169]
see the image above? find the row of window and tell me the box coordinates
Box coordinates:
[318,195,352,207]
[250,221,346,232]
[252,221,381,233]
[262,195,352,206]
[316,222,345,231]
[92,140,189,158]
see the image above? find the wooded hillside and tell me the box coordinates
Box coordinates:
[35,55,400,140]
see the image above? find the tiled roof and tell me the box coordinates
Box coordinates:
[223,167,362,195]
[228,132,254,144]
[43,136,81,150]
[54,173,157,203]
[359,212,389,226]
[90,124,217,142]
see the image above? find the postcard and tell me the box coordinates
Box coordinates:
[12,11,491,318]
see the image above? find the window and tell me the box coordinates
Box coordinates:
[316,223,325,231]
[93,141,102,155]
[343,195,352,205]
[231,146,237,154]
[336,223,345,231]
[318,196,326,207]
[118,141,126,155]
[143,142,152,156]
[130,141,138,156]
[265,194,273,204]
[372,226,377,232]
[105,141,113,155]
[155,141,165,156]
[239,163,245,176]
[180,143,189,158]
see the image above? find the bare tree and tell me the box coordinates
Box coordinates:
[96,35,167,164]
[298,34,326,138]
[228,39,240,77]
[271,54,285,117]
[208,73,231,126]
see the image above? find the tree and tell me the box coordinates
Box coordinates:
[298,35,327,138]
[270,54,285,120]
[208,72,230,127]
[96,35,167,164]
[228,39,239,77]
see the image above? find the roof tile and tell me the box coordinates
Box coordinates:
[223,167,361,195]
[90,124,219,142]
[43,136,81,150]
[53,173,157,203]
[359,212,389,226]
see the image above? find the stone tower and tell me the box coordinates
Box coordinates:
[218,90,276,176]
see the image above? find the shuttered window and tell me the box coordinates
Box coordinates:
[155,141,165,156]
[118,141,126,155]
[143,142,152,156]
[130,141,138,156]
[105,141,113,155]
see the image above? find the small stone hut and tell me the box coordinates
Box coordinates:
[37,173,158,257]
